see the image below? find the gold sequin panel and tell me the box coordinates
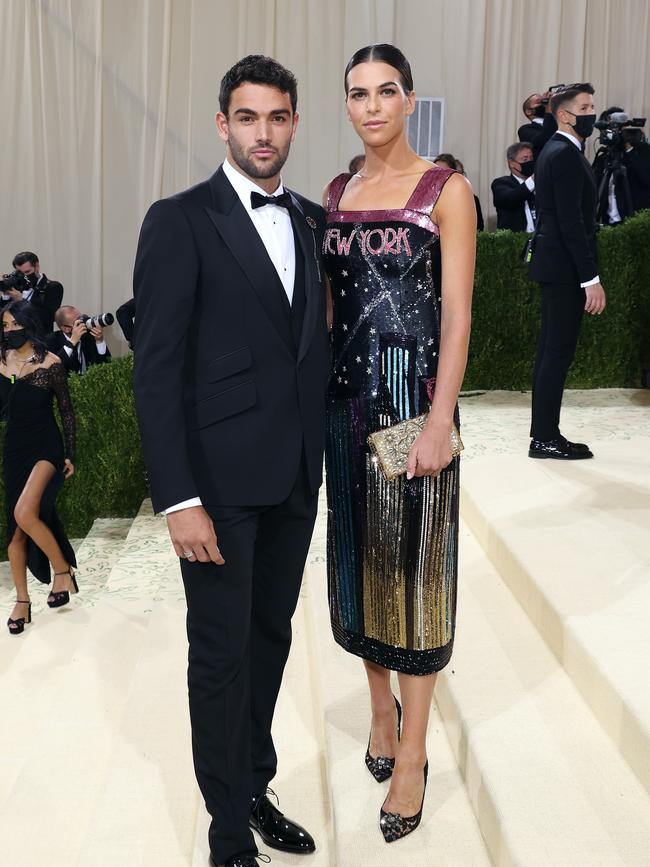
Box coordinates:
[363,454,458,651]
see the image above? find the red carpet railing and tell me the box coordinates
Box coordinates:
[1,209,649,558]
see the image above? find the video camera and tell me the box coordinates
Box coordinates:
[595,113,647,149]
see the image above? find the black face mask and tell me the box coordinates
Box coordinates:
[533,104,546,119]
[4,330,28,350]
[519,160,535,177]
[565,110,597,139]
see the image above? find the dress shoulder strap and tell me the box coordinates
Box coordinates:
[405,166,457,215]
[326,173,353,213]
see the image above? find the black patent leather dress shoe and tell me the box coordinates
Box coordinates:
[250,790,316,854]
[529,437,593,460]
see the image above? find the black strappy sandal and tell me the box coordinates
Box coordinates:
[7,600,32,635]
[47,567,79,609]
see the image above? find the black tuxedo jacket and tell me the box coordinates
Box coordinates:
[133,166,329,513]
[116,297,136,347]
[519,114,557,158]
[529,133,598,285]
[28,275,63,334]
[491,174,534,231]
[46,330,112,373]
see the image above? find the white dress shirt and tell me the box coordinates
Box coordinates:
[513,173,536,232]
[166,159,296,516]
[556,130,600,288]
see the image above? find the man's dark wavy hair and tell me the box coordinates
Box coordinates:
[219,55,298,116]
[0,300,48,363]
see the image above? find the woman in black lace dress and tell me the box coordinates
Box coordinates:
[0,301,78,635]
[323,45,475,840]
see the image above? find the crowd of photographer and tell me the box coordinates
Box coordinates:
[1,250,138,374]
[492,86,650,231]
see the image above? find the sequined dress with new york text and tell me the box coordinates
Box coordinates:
[323,167,460,675]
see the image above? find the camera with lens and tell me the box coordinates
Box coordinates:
[0,270,28,292]
[540,84,566,106]
[79,312,114,331]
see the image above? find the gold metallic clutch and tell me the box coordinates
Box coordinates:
[367,414,463,482]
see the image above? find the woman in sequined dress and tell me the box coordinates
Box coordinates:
[1,301,78,635]
[322,45,475,840]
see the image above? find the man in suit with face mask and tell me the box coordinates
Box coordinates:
[528,83,606,460]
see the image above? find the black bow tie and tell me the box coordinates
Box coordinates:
[250,190,293,210]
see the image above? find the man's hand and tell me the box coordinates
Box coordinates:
[7,288,23,301]
[542,90,553,113]
[584,282,606,315]
[68,320,86,346]
[167,505,225,565]
[90,325,104,343]
[406,423,453,480]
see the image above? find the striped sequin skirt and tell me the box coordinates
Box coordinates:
[325,400,459,676]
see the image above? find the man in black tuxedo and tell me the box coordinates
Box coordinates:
[47,305,111,374]
[528,83,606,460]
[1,251,63,334]
[133,56,328,867]
[518,91,559,158]
[491,142,536,231]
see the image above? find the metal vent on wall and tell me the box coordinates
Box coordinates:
[407,98,445,159]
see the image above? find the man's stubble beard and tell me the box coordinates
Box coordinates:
[228,134,290,180]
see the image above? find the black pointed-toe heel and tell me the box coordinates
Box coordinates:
[7,600,32,635]
[379,761,428,843]
[365,695,402,783]
[47,567,79,609]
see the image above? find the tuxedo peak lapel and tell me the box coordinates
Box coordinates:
[288,192,320,364]
[205,169,294,353]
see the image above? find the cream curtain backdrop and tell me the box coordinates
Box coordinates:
[1,0,649,353]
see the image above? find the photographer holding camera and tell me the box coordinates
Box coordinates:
[47,305,112,374]
[0,252,63,334]
[519,88,566,157]
[592,107,650,224]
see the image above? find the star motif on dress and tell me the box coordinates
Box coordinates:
[342,269,348,277]
[438,296,442,302]
[342,366,347,372]
[337,376,342,383]
[344,379,348,384]
[340,289,346,297]
[342,324,348,331]
[433,351,437,357]
[367,367,372,374]
[425,291,432,299]
[354,282,358,287]
[383,264,388,268]
[427,337,434,346]
[355,356,362,363]
[364,287,369,292]
[418,346,424,353]
[370,327,376,334]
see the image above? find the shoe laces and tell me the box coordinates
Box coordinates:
[258,854,271,865]
[264,787,279,807]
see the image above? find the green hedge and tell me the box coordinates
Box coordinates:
[0,355,147,560]
[465,208,650,389]
[1,211,649,558]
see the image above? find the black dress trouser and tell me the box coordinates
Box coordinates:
[530,281,585,441]
[180,460,318,864]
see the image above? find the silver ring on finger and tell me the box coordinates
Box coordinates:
[183,550,195,559]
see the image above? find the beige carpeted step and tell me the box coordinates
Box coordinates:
[304,555,491,867]
[437,520,650,866]
[460,439,650,794]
